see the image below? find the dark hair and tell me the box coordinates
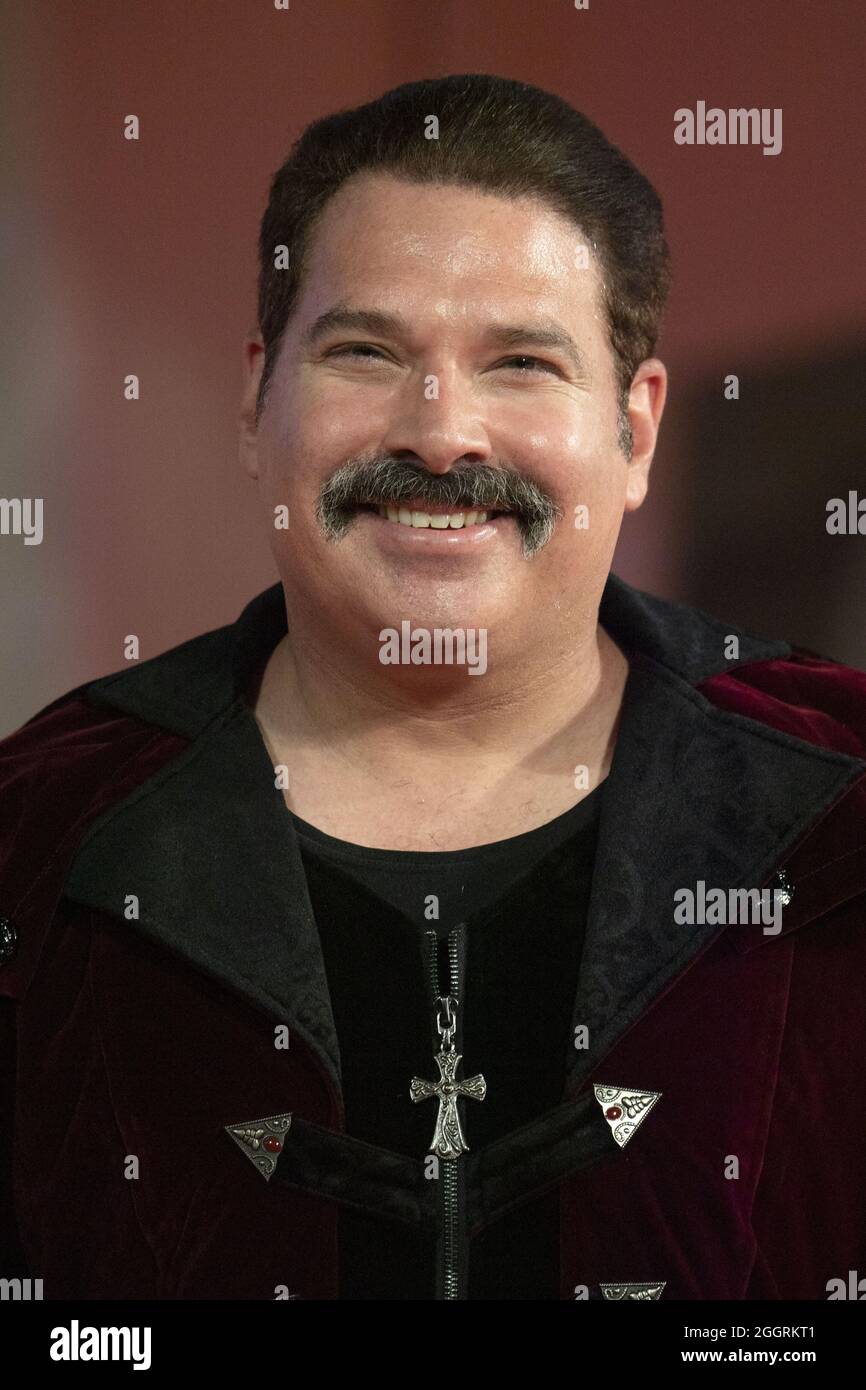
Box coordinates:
[256,73,671,427]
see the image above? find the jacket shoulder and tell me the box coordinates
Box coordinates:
[0,683,190,1000]
[0,601,238,810]
[0,600,254,1000]
[0,680,184,812]
[698,645,866,760]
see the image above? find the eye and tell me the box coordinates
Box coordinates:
[325,346,562,375]
[327,343,390,363]
[496,355,561,376]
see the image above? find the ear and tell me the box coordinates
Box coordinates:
[239,333,266,481]
[623,358,668,513]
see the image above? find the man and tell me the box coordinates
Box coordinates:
[2,73,865,1302]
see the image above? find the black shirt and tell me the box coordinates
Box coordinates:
[293,783,603,1299]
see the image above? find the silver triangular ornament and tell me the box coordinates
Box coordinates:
[224,1111,292,1181]
[593,1083,662,1147]
[601,1282,666,1300]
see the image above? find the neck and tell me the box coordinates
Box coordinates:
[251,600,630,793]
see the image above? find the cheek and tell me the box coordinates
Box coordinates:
[265,388,372,497]
[301,391,372,458]
[507,414,616,506]
[511,420,626,562]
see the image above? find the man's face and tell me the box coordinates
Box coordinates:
[241,172,665,654]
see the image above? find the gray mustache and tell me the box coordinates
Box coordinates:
[317,459,561,559]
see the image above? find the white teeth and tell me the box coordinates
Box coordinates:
[375,505,491,529]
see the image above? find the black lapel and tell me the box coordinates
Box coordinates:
[564,648,864,1096]
[65,587,344,1099]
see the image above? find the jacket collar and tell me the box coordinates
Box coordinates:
[65,574,866,1103]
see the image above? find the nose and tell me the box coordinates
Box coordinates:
[379,373,494,475]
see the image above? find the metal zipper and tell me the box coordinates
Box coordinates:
[423,923,472,1300]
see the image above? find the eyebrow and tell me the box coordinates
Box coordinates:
[300,304,590,377]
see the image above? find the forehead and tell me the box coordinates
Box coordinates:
[296,172,605,331]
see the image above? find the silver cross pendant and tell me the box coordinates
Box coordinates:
[410,1048,487,1159]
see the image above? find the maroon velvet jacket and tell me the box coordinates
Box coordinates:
[2,575,866,1301]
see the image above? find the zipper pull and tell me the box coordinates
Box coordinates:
[436,993,457,1049]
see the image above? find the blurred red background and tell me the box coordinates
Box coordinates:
[2,0,864,734]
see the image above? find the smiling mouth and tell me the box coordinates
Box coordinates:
[353,503,514,530]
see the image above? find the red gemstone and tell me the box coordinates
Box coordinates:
[605,1105,623,1120]
[263,1136,283,1153]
